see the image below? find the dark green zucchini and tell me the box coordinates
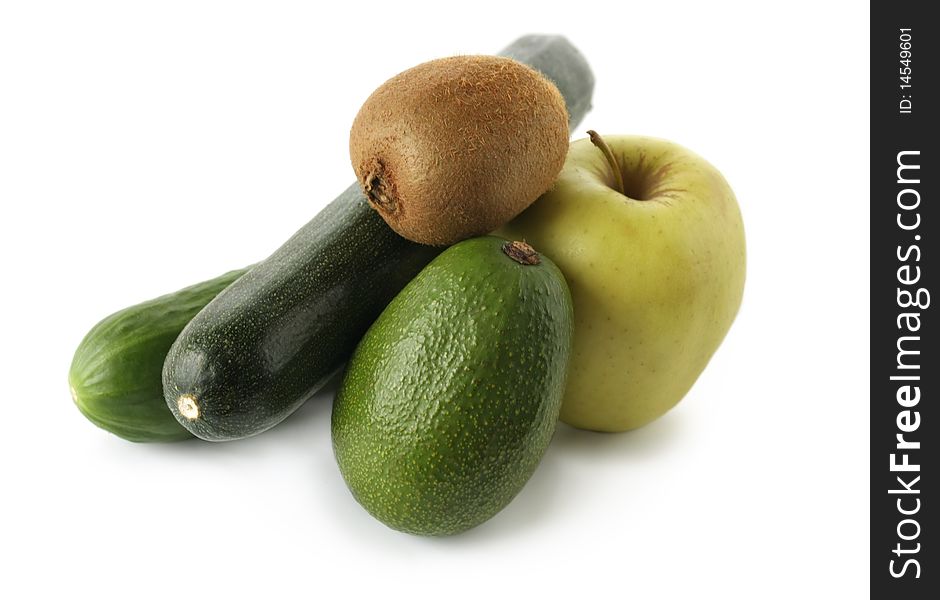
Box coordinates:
[162,34,596,441]
[69,268,248,442]
[163,185,441,440]
[500,34,595,132]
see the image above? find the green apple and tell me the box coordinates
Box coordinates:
[500,134,745,432]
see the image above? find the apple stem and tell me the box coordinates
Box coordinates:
[587,130,625,196]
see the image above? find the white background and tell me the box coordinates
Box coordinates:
[0,1,870,598]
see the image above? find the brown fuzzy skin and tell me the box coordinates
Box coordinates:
[349,55,569,246]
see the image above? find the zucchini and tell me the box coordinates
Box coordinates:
[163,35,596,441]
[499,34,595,133]
[163,185,441,441]
[69,268,248,442]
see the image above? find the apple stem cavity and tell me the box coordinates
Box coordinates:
[587,130,625,196]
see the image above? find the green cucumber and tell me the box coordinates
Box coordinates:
[69,268,248,442]
[162,35,596,441]
[332,237,574,535]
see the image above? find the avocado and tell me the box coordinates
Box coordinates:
[331,236,573,536]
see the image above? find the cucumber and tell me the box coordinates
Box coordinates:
[163,35,596,441]
[332,237,574,535]
[69,268,248,442]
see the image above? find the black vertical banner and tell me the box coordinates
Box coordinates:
[872,2,935,596]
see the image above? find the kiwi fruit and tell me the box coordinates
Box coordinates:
[349,55,569,246]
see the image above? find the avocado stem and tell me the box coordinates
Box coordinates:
[503,241,541,265]
[587,130,625,196]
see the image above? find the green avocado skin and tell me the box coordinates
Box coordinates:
[69,268,248,442]
[332,236,573,536]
